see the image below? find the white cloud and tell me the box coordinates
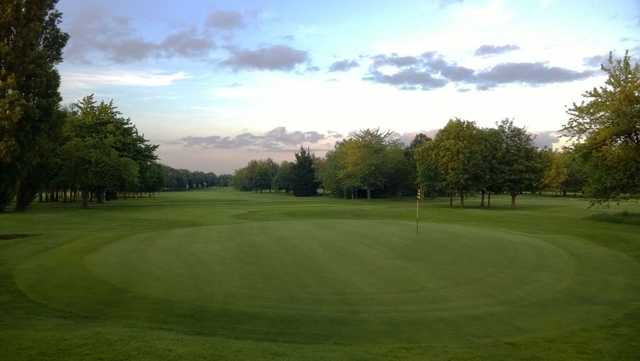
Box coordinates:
[61,70,189,88]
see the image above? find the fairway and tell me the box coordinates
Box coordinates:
[2,190,640,360]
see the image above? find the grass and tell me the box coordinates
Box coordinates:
[1,188,640,360]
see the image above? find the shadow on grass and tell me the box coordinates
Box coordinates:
[590,211,640,226]
[0,234,38,240]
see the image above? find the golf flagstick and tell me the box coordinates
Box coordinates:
[416,186,421,234]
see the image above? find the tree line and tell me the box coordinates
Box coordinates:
[233,53,640,206]
[233,120,545,207]
[233,148,319,196]
[162,165,231,191]
[1,92,232,210]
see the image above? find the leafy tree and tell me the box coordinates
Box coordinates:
[563,52,640,202]
[382,145,412,197]
[318,149,344,197]
[57,95,159,206]
[320,129,411,199]
[476,128,503,207]
[291,147,318,196]
[255,159,278,192]
[496,119,543,207]
[403,134,431,196]
[542,150,567,194]
[273,161,294,193]
[217,174,233,187]
[415,136,444,197]
[431,119,483,207]
[0,0,69,211]
[138,161,164,195]
[349,129,400,199]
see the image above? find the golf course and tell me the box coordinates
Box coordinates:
[1,189,639,360]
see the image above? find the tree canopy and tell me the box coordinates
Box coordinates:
[0,0,69,211]
[564,52,640,202]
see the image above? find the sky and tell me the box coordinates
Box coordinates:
[56,0,640,173]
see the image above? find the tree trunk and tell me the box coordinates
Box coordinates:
[481,190,485,208]
[366,188,371,200]
[15,181,37,212]
[488,192,491,208]
[81,190,89,208]
[96,190,104,204]
[460,191,465,208]
[511,193,517,208]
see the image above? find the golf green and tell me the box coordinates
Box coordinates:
[3,190,640,360]
[14,219,640,345]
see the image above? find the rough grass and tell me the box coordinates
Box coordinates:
[1,189,639,360]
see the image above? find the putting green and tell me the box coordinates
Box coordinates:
[16,219,640,345]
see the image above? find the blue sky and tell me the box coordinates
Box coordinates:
[57,0,640,172]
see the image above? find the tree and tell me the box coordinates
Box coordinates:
[496,119,542,207]
[217,174,233,187]
[431,119,483,207]
[404,134,431,196]
[477,128,503,207]
[542,150,567,194]
[319,129,412,199]
[57,95,158,206]
[0,0,69,211]
[415,136,444,197]
[318,149,344,196]
[563,52,640,202]
[273,161,294,193]
[139,161,164,195]
[291,147,318,196]
[255,159,278,192]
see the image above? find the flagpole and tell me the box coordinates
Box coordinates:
[416,186,421,234]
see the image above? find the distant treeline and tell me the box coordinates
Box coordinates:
[233,54,639,206]
[233,122,560,207]
[161,165,232,191]
[4,95,232,208]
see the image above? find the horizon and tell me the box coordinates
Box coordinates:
[56,0,640,173]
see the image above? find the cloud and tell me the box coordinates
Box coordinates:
[474,62,594,89]
[399,130,439,145]
[222,45,309,71]
[439,0,464,8]
[583,54,608,68]
[365,51,596,91]
[474,44,520,56]
[328,59,360,72]
[371,54,421,67]
[181,127,334,151]
[365,67,448,90]
[206,10,245,30]
[62,71,188,87]
[365,52,473,90]
[63,6,215,64]
[160,29,215,58]
[532,131,560,149]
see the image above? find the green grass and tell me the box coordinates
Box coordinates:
[1,189,640,360]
